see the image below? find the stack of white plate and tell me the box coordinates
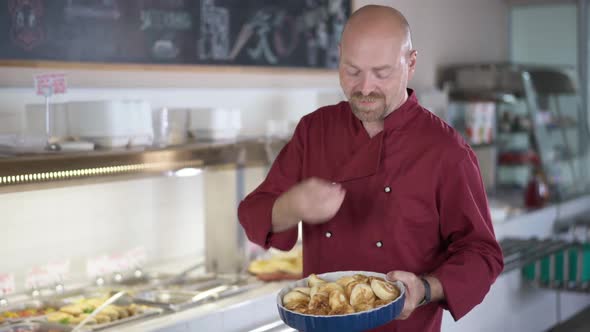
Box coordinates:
[188,107,241,141]
[67,100,153,148]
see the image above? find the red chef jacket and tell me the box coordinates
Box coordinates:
[238,89,504,332]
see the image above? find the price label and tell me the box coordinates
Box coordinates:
[125,247,147,268]
[25,266,54,289]
[0,274,15,295]
[34,73,67,96]
[45,260,71,281]
[109,253,130,272]
[86,255,111,278]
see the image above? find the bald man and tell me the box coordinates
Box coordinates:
[239,5,503,331]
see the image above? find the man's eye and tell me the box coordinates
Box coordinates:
[348,70,360,76]
[376,70,391,79]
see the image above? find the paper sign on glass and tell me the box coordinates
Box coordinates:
[34,73,67,96]
[0,274,15,295]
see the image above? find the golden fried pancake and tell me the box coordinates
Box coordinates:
[328,290,348,310]
[307,274,327,288]
[352,274,370,284]
[319,282,345,295]
[350,283,376,307]
[336,276,356,288]
[370,279,400,301]
[292,287,311,295]
[345,281,362,298]
[283,290,310,310]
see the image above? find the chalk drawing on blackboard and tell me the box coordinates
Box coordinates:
[198,0,230,61]
[230,8,299,65]
[305,22,325,67]
[300,6,329,67]
[226,1,347,67]
[297,0,346,68]
[140,9,192,31]
[152,38,180,59]
[64,0,121,20]
[8,0,45,51]
[228,24,251,61]
[272,12,299,58]
[244,10,278,64]
[325,0,346,68]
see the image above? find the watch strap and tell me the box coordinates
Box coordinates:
[418,277,431,306]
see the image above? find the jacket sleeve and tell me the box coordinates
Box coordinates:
[431,148,504,320]
[237,119,307,251]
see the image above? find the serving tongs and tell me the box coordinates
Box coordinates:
[190,285,231,304]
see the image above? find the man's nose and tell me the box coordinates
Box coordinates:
[358,74,375,96]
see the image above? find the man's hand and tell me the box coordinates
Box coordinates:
[386,271,444,320]
[271,178,346,232]
[386,271,425,319]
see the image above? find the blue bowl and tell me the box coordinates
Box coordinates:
[277,271,405,332]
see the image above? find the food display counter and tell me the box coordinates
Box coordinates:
[1,194,587,332]
[0,265,279,332]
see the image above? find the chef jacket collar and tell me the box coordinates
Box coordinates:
[333,89,418,183]
[383,88,419,133]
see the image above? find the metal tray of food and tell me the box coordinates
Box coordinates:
[0,320,74,332]
[44,293,163,331]
[0,299,67,324]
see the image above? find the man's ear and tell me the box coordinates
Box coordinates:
[408,49,417,78]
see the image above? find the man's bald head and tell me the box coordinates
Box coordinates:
[338,5,417,130]
[341,5,412,51]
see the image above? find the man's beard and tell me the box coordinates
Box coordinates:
[349,92,387,122]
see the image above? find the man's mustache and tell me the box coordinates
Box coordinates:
[351,92,384,102]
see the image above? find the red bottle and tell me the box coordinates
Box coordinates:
[524,167,549,208]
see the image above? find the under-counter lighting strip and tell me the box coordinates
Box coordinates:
[0,161,200,185]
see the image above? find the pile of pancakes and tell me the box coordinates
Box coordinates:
[282,273,400,316]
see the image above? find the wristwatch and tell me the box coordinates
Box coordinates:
[418,277,431,306]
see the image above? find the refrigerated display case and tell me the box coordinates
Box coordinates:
[438,63,590,205]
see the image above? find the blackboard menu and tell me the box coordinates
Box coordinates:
[0,0,351,69]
